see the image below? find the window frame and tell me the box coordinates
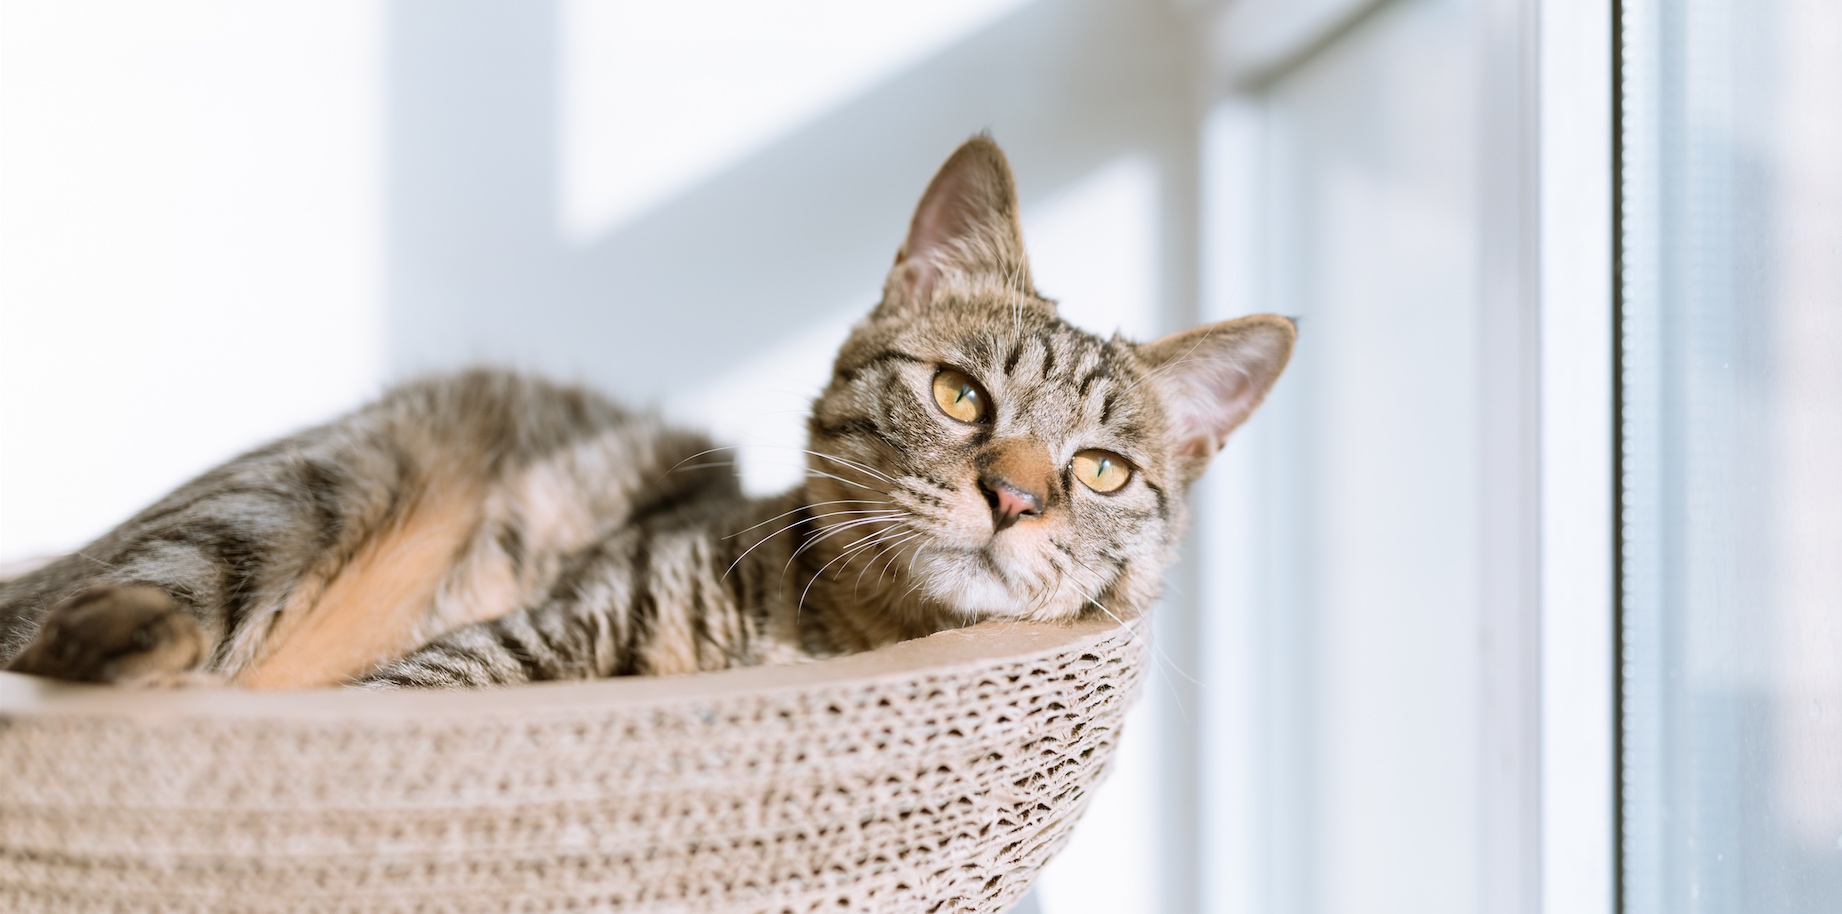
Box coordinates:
[1190,2,1618,912]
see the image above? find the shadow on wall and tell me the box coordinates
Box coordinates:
[384,0,1203,402]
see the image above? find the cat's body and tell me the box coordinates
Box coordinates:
[1,372,830,688]
[0,138,1294,689]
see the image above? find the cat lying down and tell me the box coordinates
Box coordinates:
[0,138,1293,689]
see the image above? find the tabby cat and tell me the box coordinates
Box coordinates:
[0,138,1293,690]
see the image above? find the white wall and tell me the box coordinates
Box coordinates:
[0,1,385,559]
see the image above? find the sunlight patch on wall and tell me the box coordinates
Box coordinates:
[557,0,1028,244]
[1024,156,1161,342]
[0,1,384,559]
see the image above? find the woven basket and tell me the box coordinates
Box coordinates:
[0,618,1145,913]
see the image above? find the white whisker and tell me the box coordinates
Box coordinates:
[855,530,922,597]
[723,502,892,539]
[796,523,907,619]
[723,510,901,580]
[781,514,907,580]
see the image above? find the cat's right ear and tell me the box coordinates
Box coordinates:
[1138,314,1297,483]
[876,136,1034,319]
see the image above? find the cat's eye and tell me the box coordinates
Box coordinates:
[1071,449,1132,493]
[931,369,989,423]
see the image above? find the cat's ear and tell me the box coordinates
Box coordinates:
[1138,314,1296,481]
[877,136,1033,318]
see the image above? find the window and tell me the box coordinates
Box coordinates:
[1619,1,1842,910]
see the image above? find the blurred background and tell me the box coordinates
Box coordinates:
[0,1,1836,912]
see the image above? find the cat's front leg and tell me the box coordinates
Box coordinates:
[355,529,653,689]
[354,522,760,690]
[5,585,215,685]
[353,612,568,689]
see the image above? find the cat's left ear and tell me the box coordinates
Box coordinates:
[1138,314,1297,482]
[877,136,1034,319]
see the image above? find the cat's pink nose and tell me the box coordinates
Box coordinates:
[979,474,1043,533]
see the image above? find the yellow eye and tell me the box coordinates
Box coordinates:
[1071,449,1131,493]
[931,369,988,423]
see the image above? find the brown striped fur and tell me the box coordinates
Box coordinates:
[238,482,482,689]
[0,138,1295,689]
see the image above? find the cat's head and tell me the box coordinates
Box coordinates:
[806,137,1293,629]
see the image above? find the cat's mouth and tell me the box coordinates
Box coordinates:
[870,474,1080,619]
[902,533,1071,620]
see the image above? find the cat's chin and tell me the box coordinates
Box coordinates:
[904,543,1075,622]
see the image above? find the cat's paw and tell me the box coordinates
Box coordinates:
[6,585,210,685]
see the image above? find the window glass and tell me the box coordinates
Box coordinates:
[1619,2,1842,910]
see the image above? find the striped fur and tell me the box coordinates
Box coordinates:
[0,138,1294,689]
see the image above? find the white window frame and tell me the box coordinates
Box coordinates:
[1182,1,1617,912]
[1535,1,1616,912]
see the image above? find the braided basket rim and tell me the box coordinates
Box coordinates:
[0,618,1136,720]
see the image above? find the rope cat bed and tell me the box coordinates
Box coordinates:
[0,616,1144,913]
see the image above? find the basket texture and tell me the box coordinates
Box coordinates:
[0,618,1144,913]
